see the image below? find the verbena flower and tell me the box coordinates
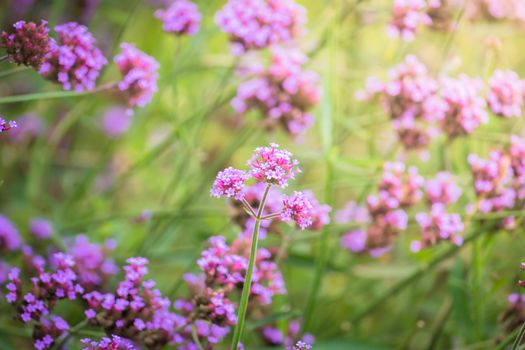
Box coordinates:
[302,191,331,231]
[1,20,52,69]
[281,191,313,230]
[6,114,43,143]
[438,75,488,138]
[248,143,300,187]
[232,48,320,135]
[261,320,314,347]
[114,43,160,108]
[411,203,464,252]
[155,0,201,36]
[211,167,249,199]
[39,22,107,91]
[0,214,22,252]
[288,340,313,350]
[100,106,133,138]
[0,117,18,133]
[33,315,69,350]
[334,201,369,224]
[215,0,307,54]
[487,69,525,118]
[425,171,462,205]
[80,335,136,350]
[29,218,53,239]
[388,0,432,41]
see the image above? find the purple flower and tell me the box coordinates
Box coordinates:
[248,143,300,188]
[411,203,464,251]
[0,117,18,133]
[487,69,525,118]
[100,106,133,138]
[215,0,307,54]
[6,114,44,143]
[425,171,462,205]
[0,214,22,251]
[29,218,53,239]
[388,0,432,41]
[114,43,159,108]
[302,191,331,230]
[232,48,320,135]
[80,335,136,349]
[155,0,201,36]
[211,167,249,199]
[1,20,52,69]
[281,191,313,230]
[288,341,312,350]
[39,22,107,91]
[334,201,369,224]
[438,75,488,139]
[340,229,367,254]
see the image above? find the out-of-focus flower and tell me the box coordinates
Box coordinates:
[100,106,133,138]
[288,340,313,350]
[0,215,22,252]
[39,22,107,91]
[29,218,53,239]
[411,203,464,251]
[335,201,369,224]
[215,0,307,54]
[114,43,159,108]
[1,20,52,69]
[438,75,488,138]
[155,0,201,36]
[388,0,432,41]
[378,162,424,207]
[281,191,314,230]
[33,315,69,350]
[487,69,525,118]
[425,171,462,205]
[6,114,43,143]
[302,191,331,230]
[248,143,300,188]
[211,167,249,199]
[232,48,320,136]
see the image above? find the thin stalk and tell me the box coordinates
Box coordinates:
[230,184,271,350]
[0,55,8,63]
[512,320,525,350]
[260,212,282,221]
[53,319,87,350]
[241,198,257,217]
[191,324,205,350]
[0,82,116,105]
[0,66,28,78]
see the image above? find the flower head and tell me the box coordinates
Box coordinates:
[1,20,52,69]
[211,167,249,199]
[80,335,136,349]
[281,191,313,230]
[487,69,525,118]
[0,214,22,251]
[388,0,432,41]
[29,218,53,239]
[248,143,300,187]
[155,0,201,36]
[215,0,307,54]
[425,171,462,205]
[0,117,17,133]
[39,22,107,91]
[114,43,159,108]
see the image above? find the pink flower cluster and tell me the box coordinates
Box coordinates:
[0,214,22,252]
[358,56,491,150]
[388,0,432,41]
[487,69,525,118]
[411,204,464,252]
[39,22,107,91]
[232,48,321,136]
[114,43,160,108]
[1,20,52,69]
[215,0,307,54]
[281,191,314,230]
[174,235,286,348]
[460,0,525,23]
[248,143,300,187]
[81,335,136,350]
[155,0,201,36]
[289,341,313,350]
[340,163,464,256]
[210,167,249,199]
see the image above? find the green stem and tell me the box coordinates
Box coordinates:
[0,55,8,63]
[191,324,205,350]
[230,184,271,350]
[512,320,525,350]
[0,66,28,78]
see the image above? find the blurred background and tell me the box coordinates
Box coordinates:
[1,0,525,349]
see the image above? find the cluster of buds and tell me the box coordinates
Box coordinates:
[232,49,321,136]
[487,69,525,118]
[215,0,307,55]
[83,257,184,349]
[1,20,53,69]
[80,335,136,350]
